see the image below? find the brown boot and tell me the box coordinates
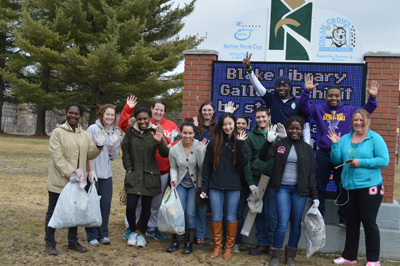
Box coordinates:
[285,245,298,266]
[209,221,223,259]
[223,221,238,259]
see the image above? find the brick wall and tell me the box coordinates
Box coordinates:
[365,54,400,203]
[181,50,218,119]
[182,49,400,203]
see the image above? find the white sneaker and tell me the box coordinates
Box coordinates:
[127,232,138,246]
[333,256,357,264]
[136,235,146,247]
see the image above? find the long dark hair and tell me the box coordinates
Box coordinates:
[212,113,238,170]
[196,101,216,137]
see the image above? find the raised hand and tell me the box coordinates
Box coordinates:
[94,129,106,146]
[200,138,208,145]
[237,131,248,141]
[304,74,319,91]
[267,124,278,142]
[327,129,341,143]
[242,52,252,71]
[224,101,236,113]
[126,95,137,109]
[109,130,121,146]
[151,124,164,143]
[367,80,379,97]
[193,116,199,127]
[276,123,287,138]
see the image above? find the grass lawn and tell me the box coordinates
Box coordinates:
[0,133,399,265]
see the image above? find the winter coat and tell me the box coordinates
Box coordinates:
[47,122,102,193]
[259,137,317,199]
[201,134,248,194]
[86,119,120,179]
[243,126,270,186]
[121,122,169,196]
[169,139,207,187]
[330,129,389,190]
[118,103,179,175]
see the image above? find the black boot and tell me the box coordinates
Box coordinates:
[166,234,179,253]
[285,245,297,266]
[182,229,195,254]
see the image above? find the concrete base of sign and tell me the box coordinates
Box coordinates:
[204,199,400,261]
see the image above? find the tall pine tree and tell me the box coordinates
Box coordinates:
[6,0,200,134]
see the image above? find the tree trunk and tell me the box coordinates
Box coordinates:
[35,65,51,135]
[0,31,6,133]
[89,88,101,126]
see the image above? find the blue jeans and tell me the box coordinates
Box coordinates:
[86,177,113,241]
[235,186,250,244]
[274,185,306,249]
[196,204,208,239]
[209,189,240,223]
[176,185,196,229]
[254,183,277,247]
[316,151,345,219]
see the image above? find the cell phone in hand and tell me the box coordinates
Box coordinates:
[345,160,353,164]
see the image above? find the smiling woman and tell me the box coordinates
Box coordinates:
[45,103,103,256]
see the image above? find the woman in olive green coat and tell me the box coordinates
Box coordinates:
[121,107,169,248]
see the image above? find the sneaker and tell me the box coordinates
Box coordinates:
[127,232,138,246]
[136,235,147,247]
[196,238,205,247]
[339,218,347,228]
[146,228,166,241]
[233,243,240,252]
[366,262,380,266]
[333,256,357,264]
[88,239,100,246]
[123,227,131,239]
[100,237,111,245]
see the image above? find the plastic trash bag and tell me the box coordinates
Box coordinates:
[158,188,185,235]
[247,194,263,214]
[304,204,326,258]
[85,184,102,228]
[48,181,89,228]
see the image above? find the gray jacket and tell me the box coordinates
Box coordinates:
[169,139,206,188]
[86,119,120,179]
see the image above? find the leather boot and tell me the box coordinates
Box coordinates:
[209,221,223,259]
[166,234,179,253]
[269,247,283,266]
[285,245,298,266]
[223,221,238,259]
[183,228,195,254]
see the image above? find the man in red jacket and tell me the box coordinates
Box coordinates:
[119,96,179,241]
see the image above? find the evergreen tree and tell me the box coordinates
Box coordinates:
[0,0,21,133]
[6,0,201,134]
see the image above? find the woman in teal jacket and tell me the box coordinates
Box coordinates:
[328,109,389,266]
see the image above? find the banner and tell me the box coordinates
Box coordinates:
[212,61,366,147]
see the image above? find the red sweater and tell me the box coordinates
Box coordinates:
[118,103,179,175]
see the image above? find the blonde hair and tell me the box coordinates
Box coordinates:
[351,109,370,126]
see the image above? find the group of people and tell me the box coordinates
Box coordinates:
[44,52,389,266]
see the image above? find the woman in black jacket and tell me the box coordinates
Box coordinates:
[259,116,318,266]
[201,113,248,260]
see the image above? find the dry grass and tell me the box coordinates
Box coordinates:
[0,133,399,266]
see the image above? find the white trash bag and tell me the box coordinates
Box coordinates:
[158,188,185,235]
[48,181,89,229]
[304,204,326,258]
[85,184,102,228]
